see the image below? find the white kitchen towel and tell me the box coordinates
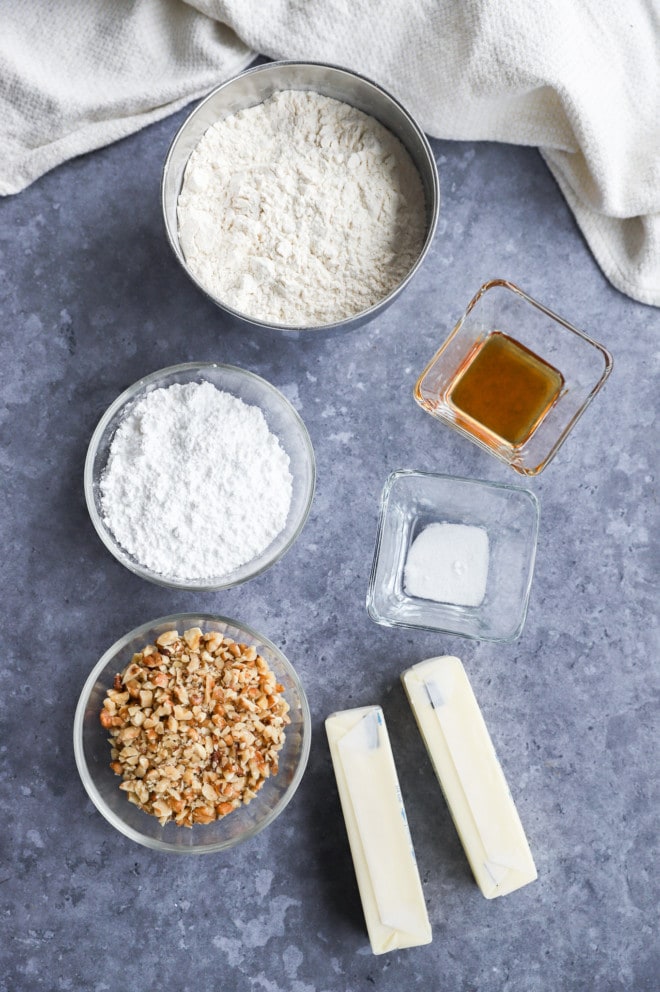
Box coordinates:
[1,0,658,307]
[0,0,253,197]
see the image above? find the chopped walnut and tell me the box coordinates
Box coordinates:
[100,627,290,827]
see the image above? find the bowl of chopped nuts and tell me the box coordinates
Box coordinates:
[73,614,311,853]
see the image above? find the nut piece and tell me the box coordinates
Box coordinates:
[100,629,290,828]
[183,627,202,651]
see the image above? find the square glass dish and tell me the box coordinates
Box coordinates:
[367,470,540,641]
[414,280,613,476]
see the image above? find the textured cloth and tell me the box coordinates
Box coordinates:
[1,0,658,306]
[0,0,252,196]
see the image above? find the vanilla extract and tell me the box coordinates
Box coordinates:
[447,331,564,448]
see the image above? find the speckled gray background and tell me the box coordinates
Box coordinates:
[1,76,658,992]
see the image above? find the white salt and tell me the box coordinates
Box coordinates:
[403,523,489,607]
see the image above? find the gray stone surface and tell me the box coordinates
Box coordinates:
[1,93,658,992]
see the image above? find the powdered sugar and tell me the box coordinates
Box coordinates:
[177,89,426,326]
[99,381,293,582]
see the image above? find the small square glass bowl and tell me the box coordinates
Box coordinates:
[366,470,540,641]
[73,613,312,853]
[414,280,613,476]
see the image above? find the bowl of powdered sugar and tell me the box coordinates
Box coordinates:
[84,363,315,589]
[162,61,439,333]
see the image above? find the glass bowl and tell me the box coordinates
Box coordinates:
[84,362,316,590]
[414,280,613,475]
[367,470,540,642]
[73,613,312,853]
[161,60,439,335]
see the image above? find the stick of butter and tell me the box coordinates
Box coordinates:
[325,705,432,954]
[401,656,537,899]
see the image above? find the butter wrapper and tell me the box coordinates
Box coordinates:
[402,656,537,899]
[325,705,432,954]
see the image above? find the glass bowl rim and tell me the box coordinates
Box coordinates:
[83,361,316,590]
[73,611,312,854]
[455,279,616,358]
[380,466,542,505]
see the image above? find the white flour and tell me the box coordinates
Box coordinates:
[100,381,293,581]
[177,89,426,326]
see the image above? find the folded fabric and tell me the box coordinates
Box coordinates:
[0,0,252,197]
[1,0,658,307]
[196,0,659,307]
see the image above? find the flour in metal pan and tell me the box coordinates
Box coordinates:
[177,90,426,326]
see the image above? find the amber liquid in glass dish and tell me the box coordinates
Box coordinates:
[447,332,564,448]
